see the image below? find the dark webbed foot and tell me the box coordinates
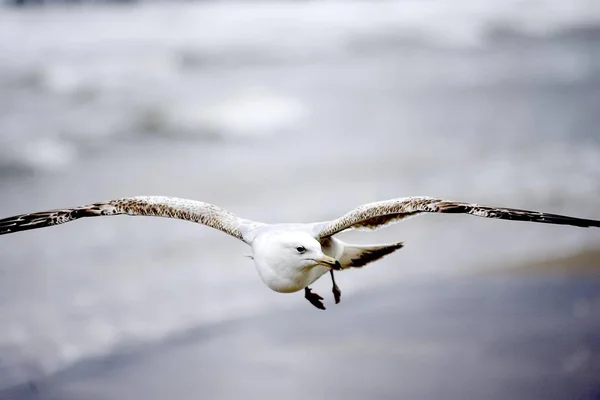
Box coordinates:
[305,287,326,310]
[330,270,341,304]
[332,283,341,304]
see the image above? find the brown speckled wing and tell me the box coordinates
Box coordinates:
[316,197,600,238]
[0,196,250,242]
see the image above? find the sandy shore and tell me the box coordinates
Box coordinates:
[3,250,600,400]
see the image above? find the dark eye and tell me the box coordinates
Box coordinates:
[296,246,306,254]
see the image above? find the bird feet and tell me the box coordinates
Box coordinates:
[332,283,341,304]
[305,287,326,310]
[329,270,342,304]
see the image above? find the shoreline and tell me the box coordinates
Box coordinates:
[3,249,600,400]
[463,246,600,277]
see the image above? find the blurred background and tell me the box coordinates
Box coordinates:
[0,0,600,399]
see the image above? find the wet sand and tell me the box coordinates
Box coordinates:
[3,252,600,400]
[475,248,600,277]
[461,246,600,280]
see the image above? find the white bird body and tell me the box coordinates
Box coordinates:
[249,225,399,293]
[250,230,325,293]
[1,195,599,309]
[246,227,336,292]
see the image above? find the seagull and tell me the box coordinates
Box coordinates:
[1,196,599,309]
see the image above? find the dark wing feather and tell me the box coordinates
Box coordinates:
[0,207,103,235]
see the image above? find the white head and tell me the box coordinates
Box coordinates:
[250,230,341,293]
[253,230,340,270]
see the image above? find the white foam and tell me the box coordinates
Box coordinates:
[190,87,308,137]
[1,1,598,69]
[0,138,76,173]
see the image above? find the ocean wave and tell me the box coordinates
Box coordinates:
[136,87,308,140]
[1,1,598,64]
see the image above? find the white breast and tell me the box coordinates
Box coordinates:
[253,259,329,293]
[249,228,332,293]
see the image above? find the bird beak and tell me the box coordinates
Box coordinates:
[316,254,342,271]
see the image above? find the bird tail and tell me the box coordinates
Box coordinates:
[332,239,405,269]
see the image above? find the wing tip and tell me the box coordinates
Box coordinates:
[577,219,600,228]
[0,210,70,235]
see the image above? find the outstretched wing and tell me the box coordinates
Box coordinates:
[315,196,600,238]
[0,196,256,243]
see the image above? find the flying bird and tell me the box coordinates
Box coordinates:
[1,196,599,310]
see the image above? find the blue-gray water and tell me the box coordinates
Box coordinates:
[0,1,599,396]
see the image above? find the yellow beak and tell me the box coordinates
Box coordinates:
[317,255,342,270]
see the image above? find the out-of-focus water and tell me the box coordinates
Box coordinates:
[0,0,599,390]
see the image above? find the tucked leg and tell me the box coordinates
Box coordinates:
[330,270,341,304]
[304,287,325,310]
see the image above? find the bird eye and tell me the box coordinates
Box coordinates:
[296,246,306,254]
